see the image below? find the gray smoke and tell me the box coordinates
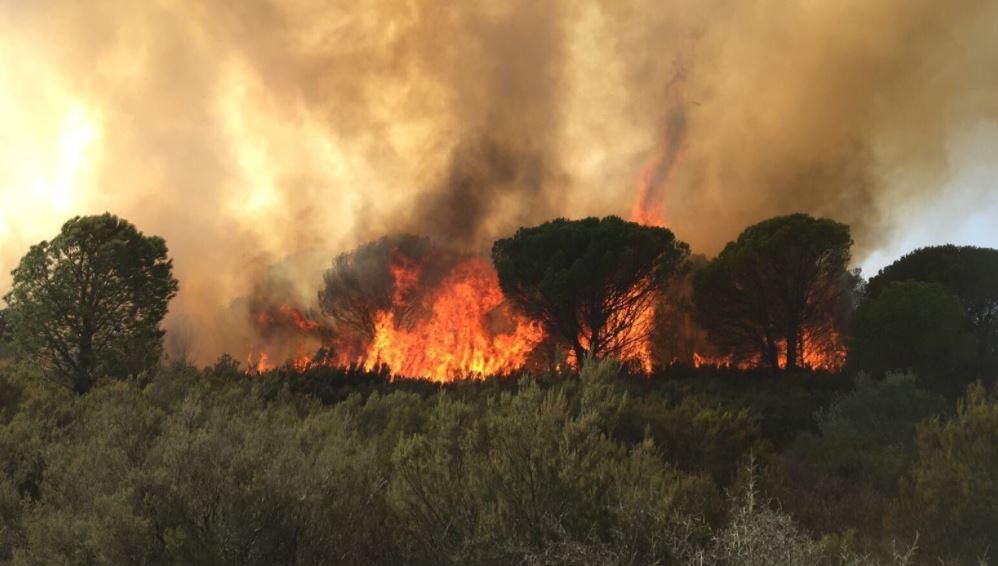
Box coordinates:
[0,0,995,363]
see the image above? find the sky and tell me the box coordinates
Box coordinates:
[861,122,998,275]
[0,0,996,362]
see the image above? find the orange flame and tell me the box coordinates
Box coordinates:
[248,301,334,373]
[248,243,845,378]
[568,286,657,373]
[354,256,544,381]
[247,349,271,373]
[630,103,687,228]
[625,302,656,373]
[249,254,544,380]
[631,150,671,227]
[691,325,846,371]
[256,304,324,333]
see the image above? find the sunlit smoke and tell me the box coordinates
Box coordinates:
[1,0,996,365]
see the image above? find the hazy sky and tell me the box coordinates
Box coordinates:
[861,122,998,274]
[1,0,996,361]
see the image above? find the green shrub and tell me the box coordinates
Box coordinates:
[890,383,998,563]
[771,373,944,545]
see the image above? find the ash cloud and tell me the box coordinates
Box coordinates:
[0,0,995,363]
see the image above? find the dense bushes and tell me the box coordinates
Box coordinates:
[891,384,998,563]
[0,361,721,565]
[768,374,945,542]
[1,356,987,564]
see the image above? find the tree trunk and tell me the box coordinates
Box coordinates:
[764,335,780,371]
[76,314,95,394]
[573,342,588,367]
[785,324,799,372]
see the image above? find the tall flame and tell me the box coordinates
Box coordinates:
[357,256,544,381]
[630,104,687,228]
[251,253,545,381]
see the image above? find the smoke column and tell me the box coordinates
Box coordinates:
[0,0,995,362]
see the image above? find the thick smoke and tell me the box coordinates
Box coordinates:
[0,0,995,363]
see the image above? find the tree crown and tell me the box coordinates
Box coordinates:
[693,213,852,370]
[3,213,178,392]
[492,216,690,363]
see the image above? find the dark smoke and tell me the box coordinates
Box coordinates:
[0,0,996,364]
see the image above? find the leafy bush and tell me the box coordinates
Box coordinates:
[771,374,944,542]
[0,355,988,564]
[890,383,998,563]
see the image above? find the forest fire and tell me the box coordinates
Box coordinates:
[251,249,545,381]
[339,255,544,380]
[568,285,657,374]
[247,303,333,372]
[247,190,850,379]
[630,102,687,229]
[691,326,847,371]
[631,154,669,228]
[248,231,851,377]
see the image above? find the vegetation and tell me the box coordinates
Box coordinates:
[319,234,436,339]
[867,245,998,374]
[493,216,690,363]
[849,282,978,393]
[3,214,178,394]
[3,356,990,565]
[693,214,853,370]
[1,212,996,564]
[891,383,998,563]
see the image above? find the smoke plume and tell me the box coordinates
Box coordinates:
[0,0,995,363]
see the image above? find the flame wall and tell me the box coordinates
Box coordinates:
[0,0,996,364]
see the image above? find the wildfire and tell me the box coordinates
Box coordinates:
[248,300,335,373]
[631,150,670,228]
[256,304,323,333]
[349,256,544,381]
[691,326,846,371]
[626,106,689,370]
[247,345,315,373]
[251,251,545,381]
[247,349,271,373]
[626,303,656,373]
[799,325,847,371]
[247,237,844,378]
[630,103,687,228]
[569,285,658,373]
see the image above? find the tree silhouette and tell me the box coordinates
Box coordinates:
[492,216,690,363]
[693,214,852,371]
[318,234,445,339]
[850,281,978,392]
[4,214,178,393]
[867,245,998,370]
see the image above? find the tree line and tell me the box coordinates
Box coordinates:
[1,213,997,564]
[4,212,998,394]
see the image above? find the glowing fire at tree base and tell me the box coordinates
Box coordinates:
[342,257,544,381]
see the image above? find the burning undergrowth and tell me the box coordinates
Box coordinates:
[246,235,848,380]
[246,278,336,373]
[249,235,545,381]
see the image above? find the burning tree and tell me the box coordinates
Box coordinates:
[318,235,439,340]
[491,216,690,368]
[317,235,543,380]
[692,214,852,371]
